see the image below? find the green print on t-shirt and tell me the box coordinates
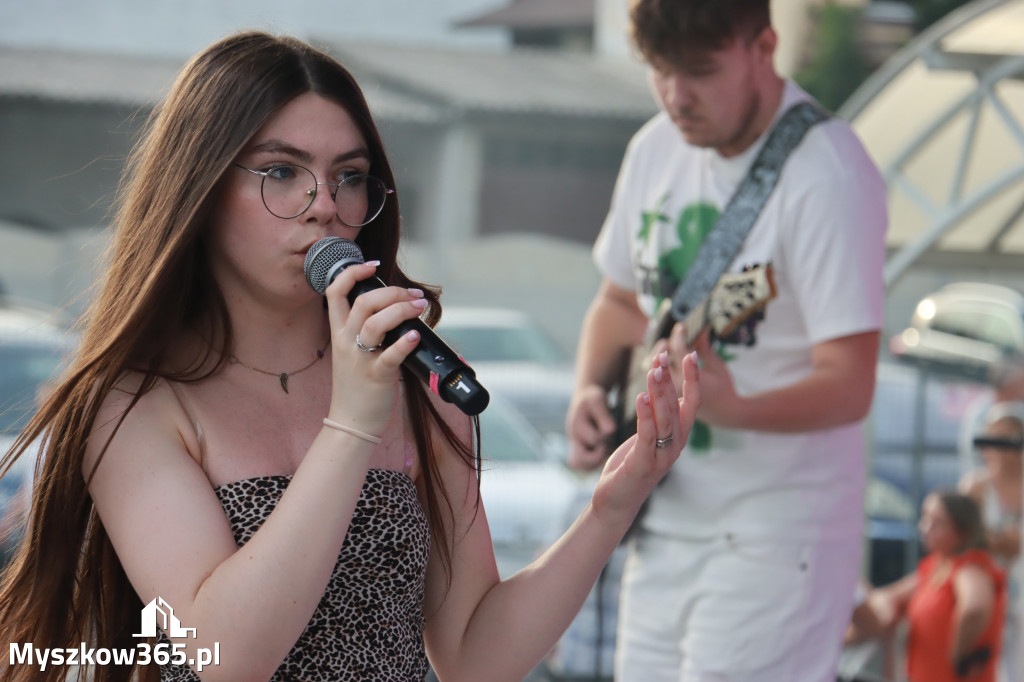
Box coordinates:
[637,196,668,243]
[642,201,720,452]
[654,202,719,311]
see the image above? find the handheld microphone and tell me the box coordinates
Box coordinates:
[304,237,489,416]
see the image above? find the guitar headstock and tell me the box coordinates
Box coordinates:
[706,264,777,340]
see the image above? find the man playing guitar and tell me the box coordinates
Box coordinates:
[565,1,888,680]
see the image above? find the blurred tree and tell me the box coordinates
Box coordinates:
[795,3,873,113]
[911,0,973,31]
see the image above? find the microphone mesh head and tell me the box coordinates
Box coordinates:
[304,237,365,294]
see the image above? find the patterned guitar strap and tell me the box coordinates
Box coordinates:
[668,100,829,453]
[669,101,830,322]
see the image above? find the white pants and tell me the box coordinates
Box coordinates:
[615,531,861,682]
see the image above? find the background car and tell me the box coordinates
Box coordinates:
[436,307,575,442]
[889,282,1024,381]
[476,393,586,579]
[0,302,77,566]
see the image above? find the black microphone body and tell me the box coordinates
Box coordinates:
[304,237,489,416]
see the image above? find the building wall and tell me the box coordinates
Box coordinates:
[0,99,139,231]
[478,118,640,244]
[0,93,645,317]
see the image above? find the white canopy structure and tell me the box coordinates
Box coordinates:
[842,0,1024,286]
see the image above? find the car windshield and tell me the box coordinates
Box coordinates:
[0,341,69,435]
[478,401,544,463]
[871,364,969,449]
[441,325,566,365]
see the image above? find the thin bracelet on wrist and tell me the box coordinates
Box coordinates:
[322,418,382,445]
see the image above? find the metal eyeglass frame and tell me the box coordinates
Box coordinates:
[232,163,394,227]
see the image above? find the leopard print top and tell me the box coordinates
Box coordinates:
[159,468,431,681]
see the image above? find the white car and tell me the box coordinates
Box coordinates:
[0,303,76,565]
[437,307,576,440]
[889,282,1024,381]
[477,394,585,579]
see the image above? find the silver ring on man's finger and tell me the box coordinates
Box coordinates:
[355,334,382,353]
[655,433,674,449]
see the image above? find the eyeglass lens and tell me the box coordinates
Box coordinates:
[260,165,389,227]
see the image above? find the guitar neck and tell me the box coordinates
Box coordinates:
[650,298,710,348]
[681,299,711,347]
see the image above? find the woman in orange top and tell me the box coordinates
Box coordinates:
[864,491,1006,681]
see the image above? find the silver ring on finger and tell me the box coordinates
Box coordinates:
[655,433,674,449]
[355,333,382,353]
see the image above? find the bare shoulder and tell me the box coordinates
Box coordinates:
[953,560,998,604]
[83,372,199,479]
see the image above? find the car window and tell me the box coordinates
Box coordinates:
[929,302,1022,352]
[871,364,977,450]
[975,308,1022,350]
[478,401,544,463]
[0,341,69,435]
[929,308,980,340]
[440,325,566,365]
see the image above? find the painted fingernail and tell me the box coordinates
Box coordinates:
[366,260,381,267]
[688,351,698,362]
[411,298,428,309]
[642,393,650,405]
[408,288,424,297]
[654,367,664,382]
[406,330,420,343]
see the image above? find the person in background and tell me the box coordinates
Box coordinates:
[855,491,1007,682]
[959,355,1024,475]
[0,31,701,682]
[959,401,1023,682]
[564,1,887,680]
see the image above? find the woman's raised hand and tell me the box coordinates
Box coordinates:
[322,261,426,436]
[591,350,701,531]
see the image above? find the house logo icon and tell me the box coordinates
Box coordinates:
[134,597,197,639]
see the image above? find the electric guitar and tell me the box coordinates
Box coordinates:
[609,264,778,448]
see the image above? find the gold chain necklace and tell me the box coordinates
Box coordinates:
[230,337,331,394]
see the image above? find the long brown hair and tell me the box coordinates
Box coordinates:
[0,32,477,682]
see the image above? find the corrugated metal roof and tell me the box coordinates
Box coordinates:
[326,41,656,120]
[456,0,594,29]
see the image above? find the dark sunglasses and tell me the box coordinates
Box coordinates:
[973,436,1024,451]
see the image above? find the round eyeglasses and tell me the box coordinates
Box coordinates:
[233,163,394,227]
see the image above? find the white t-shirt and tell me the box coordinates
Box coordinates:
[594,81,888,542]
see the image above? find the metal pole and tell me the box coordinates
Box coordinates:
[905,363,929,574]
